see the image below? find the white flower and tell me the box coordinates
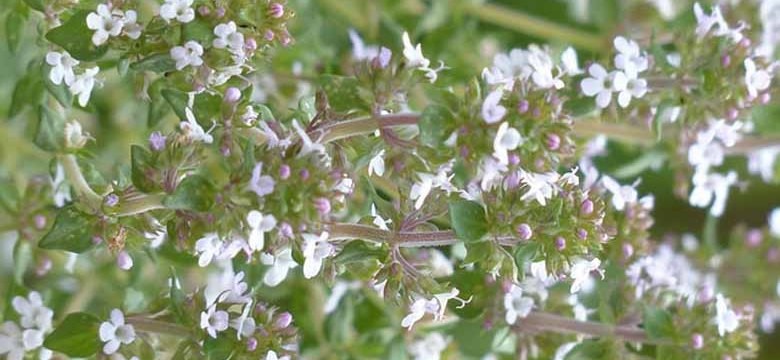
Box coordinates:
[492,122,522,165]
[617,67,647,108]
[265,350,291,360]
[195,233,222,267]
[745,58,772,98]
[69,66,100,107]
[200,305,229,338]
[402,32,430,69]
[519,170,559,206]
[213,22,245,53]
[560,47,582,76]
[688,134,725,172]
[86,4,124,46]
[204,267,250,306]
[333,177,354,194]
[12,292,53,331]
[715,293,739,336]
[748,146,780,182]
[410,173,435,210]
[261,247,298,286]
[613,36,648,73]
[769,208,780,238]
[601,176,638,211]
[302,232,333,279]
[482,48,532,89]
[481,89,506,124]
[180,107,214,143]
[689,170,738,217]
[368,149,385,177]
[292,120,326,158]
[45,51,78,86]
[527,48,563,89]
[504,285,534,324]
[581,64,627,108]
[478,157,508,192]
[99,309,136,355]
[401,289,462,329]
[348,29,380,61]
[160,0,194,23]
[693,3,742,41]
[0,321,44,359]
[409,333,448,360]
[170,41,204,70]
[249,162,276,197]
[371,204,391,230]
[230,301,256,339]
[553,342,579,360]
[569,258,603,294]
[246,210,276,252]
[122,10,142,39]
[64,120,88,149]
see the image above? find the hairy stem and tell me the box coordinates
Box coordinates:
[316,114,419,143]
[115,194,167,217]
[59,154,103,210]
[328,223,521,247]
[126,317,193,338]
[466,2,605,52]
[520,311,671,346]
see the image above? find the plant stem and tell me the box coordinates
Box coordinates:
[126,317,193,338]
[328,223,521,247]
[59,154,103,210]
[520,311,672,346]
[465,2,605,52]
[115,194,166,217]
[316,114,419,143]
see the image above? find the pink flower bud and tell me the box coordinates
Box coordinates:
[577,228,588,240]
[246,337,258,351]
[760,92,771,104]
[726,107,739,120]
[33,215,46,230]
[299,168,310,181]
[279,164,291,179]
[554,236,566,251]
[198,5,210,16]
[264,30,275,41]
[274,311,293,329]
[224,87,241,103]
[580,199,594,215]
[517,100,529,113]
[268,3,284,18]
[691,333,703,349]
[314,197,331,215]
[546,134,561,150]
[117,251,134,270]
[245,38,257,52]
[279,222,293,239]
[215,6,226,18]
[622,243,634,259]
[508,153,520,166]
[745,229,762,247]
[515,223,533,240]
[721,53,731,67]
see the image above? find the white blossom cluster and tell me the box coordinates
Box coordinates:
[0,292,54,360]
[580,36,648,109]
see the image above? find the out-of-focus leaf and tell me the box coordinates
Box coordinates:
[38,206,95,253]
[43,312,102,357]
[449,199,488,242]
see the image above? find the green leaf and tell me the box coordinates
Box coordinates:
[23,0,45,11]
[751,104,780,134]
[13,240,32,285]
[0,177,20,213]
[162,89,189,120]
[34,105,66,152]
[448,200,488,242]
[44,312,102,357]
[9,71,45,118]
[643,307,675,340]
[163,175,215,212]
[38,206,95,253]
[147,78,170,127]
[565,340,610,360]
[45,11,108,61]
[182,18,214,44]
[418,104,452,148]
[131,145,160,193]
[318,75,368,113]
[513,242,539,277]
[131,53,177,74]
[6,12,25,53]
[203,336,235,360]
[335,241,385,265]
